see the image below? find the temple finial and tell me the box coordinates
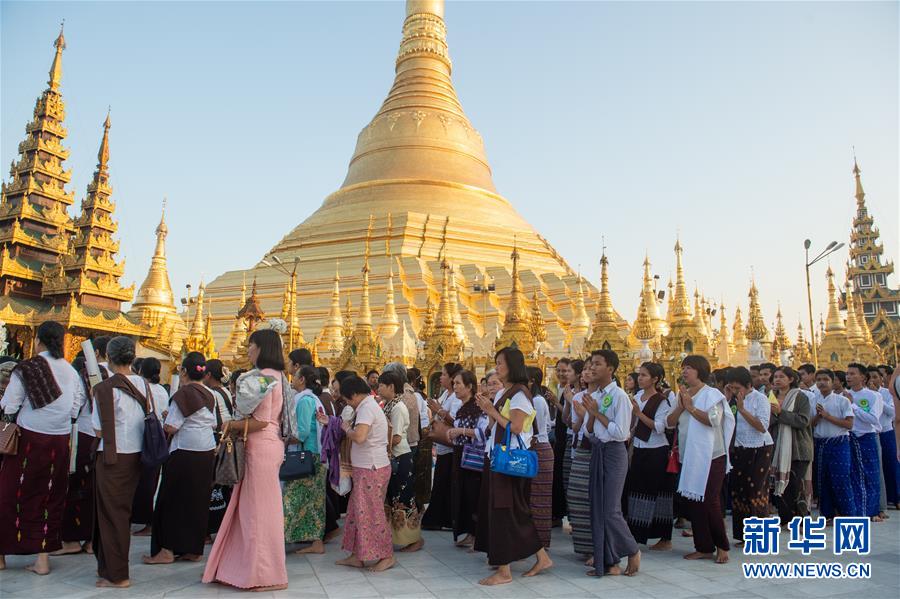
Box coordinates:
[48,21,66,90]
[97,110,111,170]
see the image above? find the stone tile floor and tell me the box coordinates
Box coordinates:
[1,515,897,598]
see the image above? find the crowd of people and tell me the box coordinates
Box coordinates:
[0,320,898,591]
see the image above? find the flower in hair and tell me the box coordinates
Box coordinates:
[196,364,206,373]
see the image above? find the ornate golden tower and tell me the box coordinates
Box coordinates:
[205,0,592,355]
[316,265,346,358]
[418,245,464,374]
[715,302,732,365]
[661,239,711,372]
[338,224,383,371]
[494,240,539,358]
[219,274,248,359]
[745,279,768,365]
[42,112,133,309]
[845,159,899,360]
[845,281,882,364]
[632,290,656,365]
[818,266,853,368]
[771,305,791,365]
[585,252,628,355]
[792,322,813,367]
[129,202,187,353]
[637,254,667,339]
[0,26,75,300]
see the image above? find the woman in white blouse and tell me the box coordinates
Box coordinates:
[724,366,773,545]
[0,321,84,576]
[623,361,675,552]
[666,355,734,565]
[421,362,463,531]
[143,352,216,565]
[473,347,552,586]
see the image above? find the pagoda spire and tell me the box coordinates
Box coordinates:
[495,237,537,354]
[221,273,248,357]
[746,278,768,342]
[316,263,345,354]
[716,301,732,364]
[1,26,77,298]
[43,112,132,307]
[853,157,865,206]
[824,267,846,332]
[48,22,65,91]
[343,298,354,339]
[772,304,791,360]
[732,306,748,348]
[633,291,655,343]
[356,217,373,329]
[793,322,812,364]
[844,281,865,344]
[237,276,265,332]
[596,252,616,323]
[529,290,548,346]
[637,253,665,337]
[671,238,692,322]
[435,245,455,331]
[570,274,591,338]
[587,250,626,353]
[380,262,401,340]
[693,287,709,338]
[184,281,207,353]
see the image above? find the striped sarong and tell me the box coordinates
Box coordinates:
[567,446,593,555]
[850,432,881,517]
[816,436,858,518]
[530,441,554,548]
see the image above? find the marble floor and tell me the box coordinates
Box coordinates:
[1,515,898,598]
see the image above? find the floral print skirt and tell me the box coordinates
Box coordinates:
[283,458,326,543]
[342,465,392,561]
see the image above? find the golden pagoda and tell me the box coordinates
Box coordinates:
[0,27,145,359]
[632,289,656,365]
[745,278,768,365]
[219,274,248,359]
[493,239,541,359]
[205,0,594,366]
[845,159,898,361]
[818,266,854,368]
[637,253,667,340]
[771,305,791,365]
[338,222,383,372]
[585,252,629,356]
[418,244,464,374]
[129,201,188,356]
[844,280,882,364]
[184,281,210,354]
[715,302,732,365]
[315,265,345,358]
[792,322,813,367]
[660,239,712,373]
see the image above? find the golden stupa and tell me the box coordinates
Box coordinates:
[206,0,594,367]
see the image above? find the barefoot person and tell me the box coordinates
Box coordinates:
[668,355,734,565]
[582,350,641,577]
[623,362,675,552]
[0,322,85,576]
[143,352,217,565]
[91,336,150,588]
[336,375,396,573]
[202,328,289,591]
[473,347,552,586]
[284,366,328,555]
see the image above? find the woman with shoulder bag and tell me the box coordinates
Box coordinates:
[202,329,288,591]
[448,369,487,548]
[473,347,553,586]
[284,366,327,555]
[0,322,85,576]
[91,336,151,587]
[143,352,217,565]
[130,358,168,537]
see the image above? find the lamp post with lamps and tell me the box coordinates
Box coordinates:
[804,239,845,367]
[261,254,301,353]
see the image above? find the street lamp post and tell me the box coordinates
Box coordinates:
[262,254,301,353]
[804,239,845,367]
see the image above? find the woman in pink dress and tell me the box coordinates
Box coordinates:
[202,329,288,591]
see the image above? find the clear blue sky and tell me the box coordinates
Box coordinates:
[2,1,897,338]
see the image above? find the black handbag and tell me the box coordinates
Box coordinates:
[279,444,317,481]
[140,381,169,468]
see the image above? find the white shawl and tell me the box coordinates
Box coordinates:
[677,385,735,502]
[772,388,800,497]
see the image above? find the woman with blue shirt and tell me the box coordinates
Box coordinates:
[284,365,327,554]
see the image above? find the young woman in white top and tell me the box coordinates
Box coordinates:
[142,352,216,566]
[811,369,856,519]
[527,366,555,549]
[421,362,463,530]
[845,363,884,520]
[473,347,552,586]
[0,321,85,575]
[566,362,600,560]
[724,366,774,544]
[666,355,734,565]
[336,375,395,573]
[91,336,149,588]
[623,361,675,551]
[379,370,423,553]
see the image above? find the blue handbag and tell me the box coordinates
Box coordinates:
[490,423,538,479]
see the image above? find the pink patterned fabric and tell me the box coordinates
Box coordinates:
[202,369,287,589]
[341,465,393,561]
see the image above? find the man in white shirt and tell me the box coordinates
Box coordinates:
[845,363,883,520]
[579,350,639,577]
[873,365,899,509]
[811,369,856,519]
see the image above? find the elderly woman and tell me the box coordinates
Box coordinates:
[335,375,395,572]
[0,322,84,576]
